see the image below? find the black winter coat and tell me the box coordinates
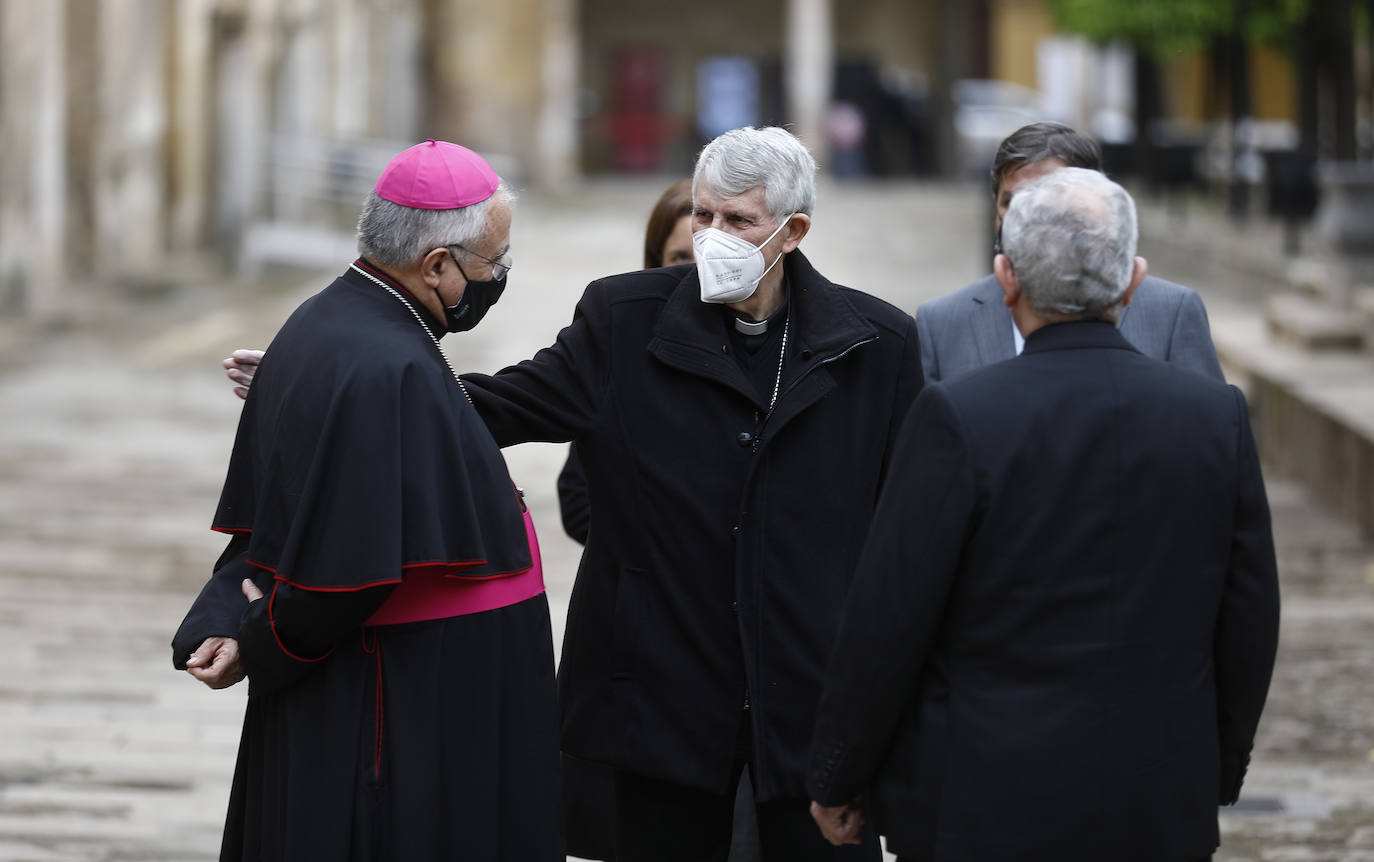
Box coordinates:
[808,322,1280,860]
[461,250,922,800]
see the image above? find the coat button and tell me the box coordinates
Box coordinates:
[731,601,739,615]
[801,349,813,360]
[736,431,753,447]
[731,524,741,537]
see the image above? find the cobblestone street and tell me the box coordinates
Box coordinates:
[1,179,1371,861]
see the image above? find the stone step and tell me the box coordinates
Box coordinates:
[1215,315,1374,538]
[1265,293,1365,351]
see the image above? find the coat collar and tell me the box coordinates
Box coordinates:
[1021,319,1140,355]
[653,249,878,363]
[649,249,879,413]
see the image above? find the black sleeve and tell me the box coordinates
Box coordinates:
[460,282,609,447]
[237,579,397,696]
[1215,386,1281,804]
[807,384,977,805]
[557,443,591,545]
[171,534,253,669]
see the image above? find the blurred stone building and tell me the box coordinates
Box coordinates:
[0,0,962,319]
[0,0,581,317]
[3,0,1348,320]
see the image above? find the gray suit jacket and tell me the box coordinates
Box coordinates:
[916,274,1224,384]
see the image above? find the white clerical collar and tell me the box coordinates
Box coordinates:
[1012,316,1025,356]
[735,316,770,336]
[733,299,789,336]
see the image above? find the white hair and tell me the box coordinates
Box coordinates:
[1000,167,1137,318]
[356,183,515,269]
[692,127,816,221]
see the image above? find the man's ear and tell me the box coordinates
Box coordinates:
[420,247,452,289]
[1121,256,1148,308]
[993,253,1020,308]
[780,213,811,253]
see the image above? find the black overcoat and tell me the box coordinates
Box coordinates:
[462,250,923,800]
[808,321,1281,861]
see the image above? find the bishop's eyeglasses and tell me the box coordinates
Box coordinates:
[449,244,513,280]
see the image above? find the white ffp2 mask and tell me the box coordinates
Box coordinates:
[692,215,794,304]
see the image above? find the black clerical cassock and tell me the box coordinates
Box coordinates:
[173,262,562,861]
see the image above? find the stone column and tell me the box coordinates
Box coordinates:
[93,0,169,273]
[374,0,423,139]
[209,3,272,261]
[0,0,67,316]
[785,0,832,167]
[168,0,215,252]
[534,0,579,189]
[932,2,974,178]
[333,0,369,137]
[427,0,549,185]
[273,0,328,223]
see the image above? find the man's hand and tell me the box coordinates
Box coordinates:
[223,349,265,400]
[186,636,244,689]
[185,580,265,689]
[810,799,865,846]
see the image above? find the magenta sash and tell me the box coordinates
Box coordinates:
[363,509,545,627]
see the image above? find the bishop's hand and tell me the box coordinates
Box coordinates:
[184,581,264,690]
[186,635,245,690]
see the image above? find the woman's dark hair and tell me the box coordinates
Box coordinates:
[990,122,1103,197]
[642,179,694,269]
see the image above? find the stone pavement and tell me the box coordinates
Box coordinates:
[1136,197,1374,540]
[0,179,1370,860]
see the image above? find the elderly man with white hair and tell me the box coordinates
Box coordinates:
[807,167,1280,862]
[458,126,917,861]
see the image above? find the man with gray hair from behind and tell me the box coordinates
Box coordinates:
[997,166,1144,324]
[808,166,1280,862]
[915,122,1223,386]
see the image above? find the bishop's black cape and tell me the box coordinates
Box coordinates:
[172,263,561,862]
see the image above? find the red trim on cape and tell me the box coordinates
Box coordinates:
[272,573,401,592]
[267,582,334,664]
[243,562,519,592]
[401,558,487,570]
[214,462,525,590]
[362,508,545,627]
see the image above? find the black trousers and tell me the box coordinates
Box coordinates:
[614,766,880,862]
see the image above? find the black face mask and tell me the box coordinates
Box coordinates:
[443,275,506,332]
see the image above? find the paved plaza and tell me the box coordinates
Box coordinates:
[1,179,1372,860]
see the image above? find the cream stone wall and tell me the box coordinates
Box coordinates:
[989,0,1051,90]
[0,0,961,316]
[832,0,940,84]
[2,0,555,315]
[1,0,71,316]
